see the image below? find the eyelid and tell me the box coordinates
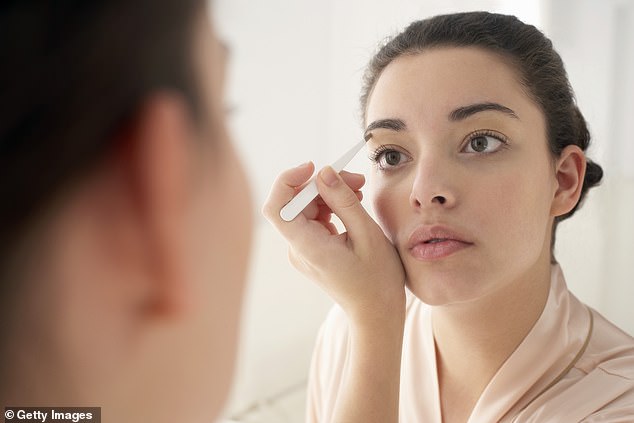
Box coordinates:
[368,144,388,162]
[368,144,412,171]
[461,129,509,152]
[368,144,405,162]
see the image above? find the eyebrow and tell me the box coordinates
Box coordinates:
[363,118,407,141]
[364,102,517,140]
[449,102,519,121]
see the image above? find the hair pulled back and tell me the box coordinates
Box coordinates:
[0,0,204,271]
[360,12,603,255]
[0,0,205,378]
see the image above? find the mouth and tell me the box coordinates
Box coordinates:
[424,238,450,244]
[407,226,473,261]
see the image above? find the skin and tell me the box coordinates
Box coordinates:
[3,9,252,423]
[365,46,585,422]
[264,162,406,423]
[265,46,585,423]
[368,48,555,307]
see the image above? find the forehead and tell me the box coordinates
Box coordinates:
[366,47,539,125]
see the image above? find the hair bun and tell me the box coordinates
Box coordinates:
[584,159,603,189]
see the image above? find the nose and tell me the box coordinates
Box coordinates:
[409,157,457,210]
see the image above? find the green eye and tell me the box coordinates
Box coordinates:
[470,136,489,152]
[370,145,410,171]
[463,133,506,154]
[384,151,402,166]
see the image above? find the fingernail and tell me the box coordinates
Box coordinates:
[320,166,339,187]
[296,161,311,169]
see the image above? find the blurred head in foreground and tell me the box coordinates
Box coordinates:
[0,1,253,421]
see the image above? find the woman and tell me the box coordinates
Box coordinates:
[1,1,252,422]
[264,12,634,422]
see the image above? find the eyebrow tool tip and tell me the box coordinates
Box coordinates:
[280,139,366,222]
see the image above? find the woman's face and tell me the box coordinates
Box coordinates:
[365,47,558,305]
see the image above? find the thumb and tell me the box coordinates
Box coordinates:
[316,165,373,237]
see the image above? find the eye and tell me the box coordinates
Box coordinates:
[462,131,508,154]
[369,145,410,170]
[382,150,402,166]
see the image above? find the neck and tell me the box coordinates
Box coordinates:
[432,258,553,411]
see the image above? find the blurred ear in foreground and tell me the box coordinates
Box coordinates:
[100,92,195,319]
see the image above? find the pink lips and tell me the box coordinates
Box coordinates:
[407,225,474,261]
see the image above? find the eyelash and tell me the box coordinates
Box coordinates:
[462,129,509,153]
[368,144,410,171]
[369,144,396,163]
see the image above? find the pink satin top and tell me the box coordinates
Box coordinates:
[306,265,634,422]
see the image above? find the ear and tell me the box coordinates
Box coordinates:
[115,92,193,317]
[550,145,587,218]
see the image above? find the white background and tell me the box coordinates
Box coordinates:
[214,0,634,421]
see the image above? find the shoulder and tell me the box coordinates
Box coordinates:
[577,308,634,420]
[515,292,634,422]
[579,307,634,380]
[527,307,634,422]
[560,306,634,420]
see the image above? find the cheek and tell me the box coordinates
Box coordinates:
[189,144,253,409]
[370,174,410,243]
[474,160,555,256]
[201,146,253,297]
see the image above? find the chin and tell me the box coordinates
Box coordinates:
[404,266,487,306]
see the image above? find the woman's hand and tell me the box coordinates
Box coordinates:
[263,161,407,422]
[262,161,406,324]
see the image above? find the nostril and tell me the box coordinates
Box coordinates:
[433,195,446,205]
[411,194,449,208]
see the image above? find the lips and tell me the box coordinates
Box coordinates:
[407,225,473,261]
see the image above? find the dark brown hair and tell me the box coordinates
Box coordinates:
[0,0,205,271]
[0,0,205,380]
[360,11,603,258]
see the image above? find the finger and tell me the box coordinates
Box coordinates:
[301,199,322,220]
[339,171,366,192]
[313,190,363,210]
[262,162,315,222]
[311,172,363,209]
[315,206,338,236]
[316,203,333,224]
[297,190,358,221]
[316,166,374,239]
